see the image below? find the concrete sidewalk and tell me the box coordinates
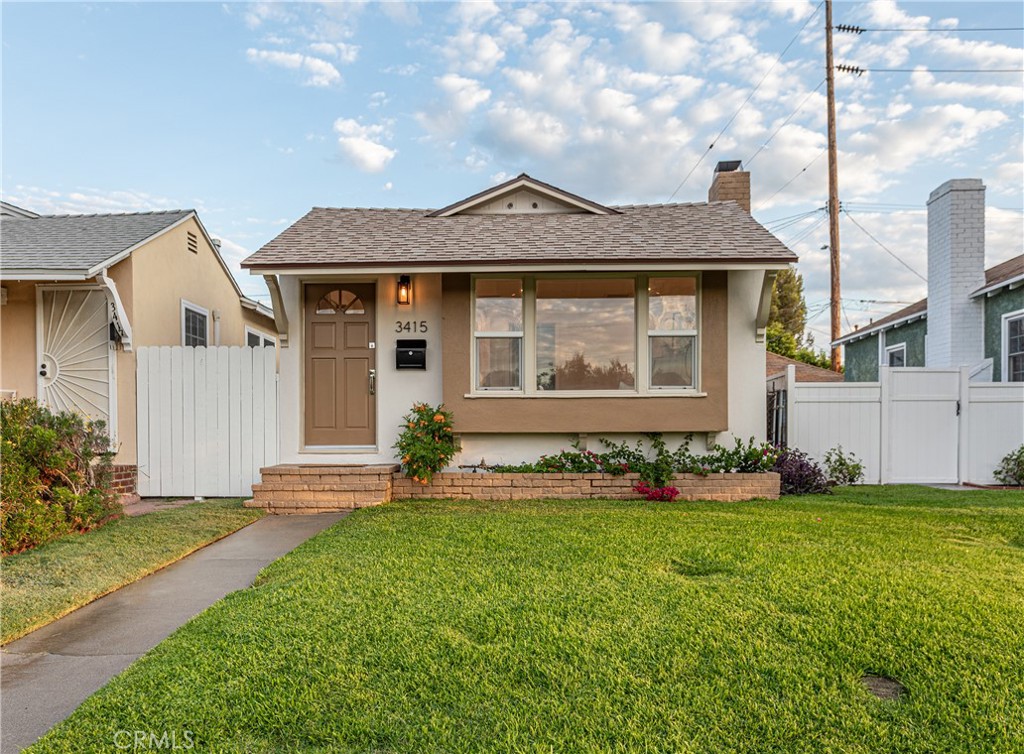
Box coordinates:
[1,513,346,754]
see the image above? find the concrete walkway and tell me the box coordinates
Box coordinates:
[1,513,346,754]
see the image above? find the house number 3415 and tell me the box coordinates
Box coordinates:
[395,320,428,333]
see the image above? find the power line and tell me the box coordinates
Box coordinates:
[837,64,1023,75]
[755,149,827,210]
[745,78,827,166]
[836,24,1023,33]
[667,1,825,200]
[841,209,927,282]
[782,212,829,246]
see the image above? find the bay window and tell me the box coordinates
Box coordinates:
[473,274,700,394]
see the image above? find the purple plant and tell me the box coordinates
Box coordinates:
[773,448,832,496]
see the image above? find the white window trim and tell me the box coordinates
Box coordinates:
[885,342,906,368]
[1001,308,1024,382]
[181,299,210,347]
[245,325,277,348]
[469,272,702,397]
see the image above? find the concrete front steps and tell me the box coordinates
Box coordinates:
[246,465,398,514]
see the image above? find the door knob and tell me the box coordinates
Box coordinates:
[369,368,376,396]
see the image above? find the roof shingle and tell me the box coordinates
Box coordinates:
[242,202,798,269]
[1,210,193,274]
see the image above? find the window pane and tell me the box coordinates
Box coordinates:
[263,337,275,347]
[317,289,364,315]
[650,335,695,388]
[536,279,635,390]
[184,309,207,347]
[477,337,521,389]
[649,277,697,331]
[247,332,261,347]
[475,279,523,332]
[1010,354,1024,382]
[888,348,905,367]
[1009,317,1024,356]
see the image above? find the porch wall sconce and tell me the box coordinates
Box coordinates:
[397,275,412,305]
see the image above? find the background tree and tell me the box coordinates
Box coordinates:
[767,268,837,371]
[769,268,807,345]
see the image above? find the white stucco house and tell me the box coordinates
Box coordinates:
[242,162,797,474]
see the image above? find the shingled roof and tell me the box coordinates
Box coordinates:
[242,201,797,270]
[1,209,194,276]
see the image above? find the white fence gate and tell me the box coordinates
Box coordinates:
[137,346,277,497]
[781,365,1024,485]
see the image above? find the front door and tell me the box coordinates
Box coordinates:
[37,287,116,441]
[304,283,376,447]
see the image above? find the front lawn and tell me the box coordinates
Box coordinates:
[2,499,263,644]
[30,486,1024,753]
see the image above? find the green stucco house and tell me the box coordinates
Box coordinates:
[835,179,1023,383]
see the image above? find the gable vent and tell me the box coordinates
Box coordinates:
[187,231,198,254]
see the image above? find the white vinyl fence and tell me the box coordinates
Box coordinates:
[137,346,277,497]
[779,365,1024,485]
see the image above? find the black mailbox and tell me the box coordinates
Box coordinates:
[396,339,426,370]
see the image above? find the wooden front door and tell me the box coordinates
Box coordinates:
[304,283,376,447]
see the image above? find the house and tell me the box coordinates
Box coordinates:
[0,202,276,493]
[834,179,1023,382]
[241,162,797,477]
[766,352,844,387]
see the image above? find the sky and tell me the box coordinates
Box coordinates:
[3,0,1022,345]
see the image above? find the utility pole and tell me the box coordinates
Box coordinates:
[825,0,842,371]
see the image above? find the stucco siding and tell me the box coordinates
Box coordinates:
[844,335,879,382]
[0,281,39,399]
[724,269,765,443]
[130,217,272,347]
[985,287,1024,381]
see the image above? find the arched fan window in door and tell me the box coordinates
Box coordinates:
[316,289,366,315]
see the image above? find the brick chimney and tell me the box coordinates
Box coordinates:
[708,160,750,212]
[925,178,986,367]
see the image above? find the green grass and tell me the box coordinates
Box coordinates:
[29,486,1024,753]
[2,499,263,644]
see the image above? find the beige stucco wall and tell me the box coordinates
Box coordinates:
[0,280,39,399]
[1,218,273,467]
[130,217,273,347]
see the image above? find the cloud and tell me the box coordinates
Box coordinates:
[4,185,187,215]
[308,41,359,63]
[245,48,342,87]
[911,68,1023,105]
[333,118,397,172]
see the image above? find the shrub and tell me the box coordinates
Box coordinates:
[393,403,461,485]
[633,482,680,502]
[773,448,832,496]
[1,399,120,554]
[993,445,1024,486]
[493,434,779,501]
[823,445,865,486]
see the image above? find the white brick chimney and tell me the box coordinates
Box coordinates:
[925,178,986,367]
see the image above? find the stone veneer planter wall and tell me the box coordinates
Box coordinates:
[249,466,780,513]
[391,472,780,502]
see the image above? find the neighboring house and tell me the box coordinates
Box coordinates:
[766,352,844,388]
[241,162,798,468]
[835,179,1024,382]
[0,202,276,491]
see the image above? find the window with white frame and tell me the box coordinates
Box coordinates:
[886,343,906,368]
[474,279,523,390]
[648,277,697,388]
[245,327,276,348]
[1004,310,1024,382]
[181,301,208,347]
[472,274,699,394]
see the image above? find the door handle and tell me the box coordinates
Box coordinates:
[369,368,376,396]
